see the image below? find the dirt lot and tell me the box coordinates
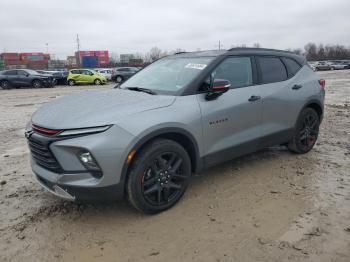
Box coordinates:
[0,71,349,262]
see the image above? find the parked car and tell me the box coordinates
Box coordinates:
[314,61,331,71]
[95,68,113,80]
[328,61,348,70]
[25,48,325,214]
[112,67,139,83]
[308,61,317,71]
[0,69,55,89]
[67,69,107,86]
[339,61,350,69]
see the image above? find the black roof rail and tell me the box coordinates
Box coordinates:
[227,47,294,54]
[174,51,188,55]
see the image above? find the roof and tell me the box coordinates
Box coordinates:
[171,48,306,64]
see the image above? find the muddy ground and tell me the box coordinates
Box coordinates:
[0,71,349,262]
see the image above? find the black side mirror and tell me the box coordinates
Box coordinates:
[205,79,231,100]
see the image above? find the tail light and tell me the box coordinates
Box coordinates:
[319,79,326,88]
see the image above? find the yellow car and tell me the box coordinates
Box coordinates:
[67,69,107,86]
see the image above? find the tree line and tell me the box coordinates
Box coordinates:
[111,43,350,65]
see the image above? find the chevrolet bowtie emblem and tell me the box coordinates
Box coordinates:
[25,130,34,139]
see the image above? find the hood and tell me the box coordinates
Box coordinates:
[31,89,176,129]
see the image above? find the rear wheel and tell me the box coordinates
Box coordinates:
[0,80,11,89]
[32,80,42,88]
[127,139,191,214]
[115,76,123,83]
[67,79,75,86]
[288,108,320,154]
[94,79,102,85]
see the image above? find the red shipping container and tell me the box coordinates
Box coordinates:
[94,50,109,57]
[1,53,20,60]
[98,57,109,65]
[78,51,95,56]
[4,60,22,65]
[20,52,43,56]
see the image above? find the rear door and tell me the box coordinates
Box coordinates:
[3,70,18,85]
[197,56,263,166]
[256,56,304,147]
[69,69,82,83]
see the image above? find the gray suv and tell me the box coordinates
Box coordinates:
[25,48,325,213]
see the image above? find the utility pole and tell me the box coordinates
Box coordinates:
[45,43,49,53]
[76,34,81,66]
[76,34,80,52]
[218,40,221,50]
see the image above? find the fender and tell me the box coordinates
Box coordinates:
[301,98,324,123]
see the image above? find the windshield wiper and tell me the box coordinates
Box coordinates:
[126,87,157,95]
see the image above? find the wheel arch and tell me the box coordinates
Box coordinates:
[303,99,324,122]
[120,127,202,195]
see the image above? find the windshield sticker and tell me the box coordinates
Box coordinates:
[185,63,207,70]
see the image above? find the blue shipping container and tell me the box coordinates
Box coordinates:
[82,56,98,68]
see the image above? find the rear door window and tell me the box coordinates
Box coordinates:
[4,70,17,76]
[258,57,288,84]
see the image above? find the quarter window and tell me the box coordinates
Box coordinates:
[258,57,287,84]
[212,57,253,88]
[283,58,302,77]
[4,70,17,76]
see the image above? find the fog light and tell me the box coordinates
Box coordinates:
[78,151,101,172]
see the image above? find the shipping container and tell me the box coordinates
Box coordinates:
[4,60,22,66]
[77,51,95,57]
[94,50,109,57]
[82,56,98,68]
[20,52,43,56]
[1,53,20,60]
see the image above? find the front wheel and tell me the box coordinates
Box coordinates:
[94,79,102,85]
[127,139,191,214]
[288,108,320,154]
[32,80,42,88]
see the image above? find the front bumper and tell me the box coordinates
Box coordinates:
[27,125,136,201]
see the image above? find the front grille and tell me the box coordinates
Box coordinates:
[28,136,62,173]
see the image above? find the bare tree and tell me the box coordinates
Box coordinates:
[149,47,162,62]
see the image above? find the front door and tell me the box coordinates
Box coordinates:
[197,56,263,167]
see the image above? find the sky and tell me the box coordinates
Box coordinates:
[0,0,349,59]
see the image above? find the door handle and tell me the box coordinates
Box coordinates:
[248,95,261,102]
[292,84,303,90]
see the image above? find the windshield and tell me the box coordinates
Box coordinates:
[120,57,213,95]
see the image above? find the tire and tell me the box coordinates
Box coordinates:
[288,108,320,154]
[127,139,191,214]
[32,80,43,88]
[94,79,102,85]
[115,76,123,83]
[0,80,11,90]
[67,80,75,86]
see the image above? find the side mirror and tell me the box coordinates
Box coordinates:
[205,79,231,100]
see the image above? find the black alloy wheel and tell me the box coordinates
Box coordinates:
[127,139,191,214]
[288,108,320,154]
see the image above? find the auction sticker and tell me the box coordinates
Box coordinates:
[185,63,207,70]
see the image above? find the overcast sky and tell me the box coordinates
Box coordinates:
[1,0,349,59]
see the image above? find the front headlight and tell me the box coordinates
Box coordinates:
[57,125,111,136]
